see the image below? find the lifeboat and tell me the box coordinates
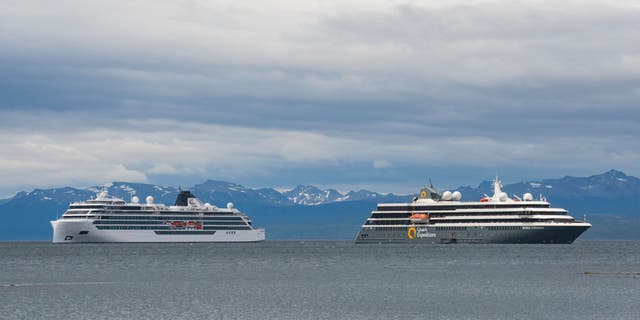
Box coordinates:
[480,197,489,202]
[196,223,203,230]
[186,221,196,228]
[171,221,185,228]
[409,213,430,223]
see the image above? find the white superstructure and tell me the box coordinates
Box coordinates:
[51,190,265,243]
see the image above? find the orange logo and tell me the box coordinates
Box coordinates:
[407,227,417,240]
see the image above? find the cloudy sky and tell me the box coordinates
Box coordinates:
[1,0,640,197]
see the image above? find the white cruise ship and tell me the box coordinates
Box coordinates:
[356,178,591,244]
[51,190,265,243]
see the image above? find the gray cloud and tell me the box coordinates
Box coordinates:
[1,0,639,196]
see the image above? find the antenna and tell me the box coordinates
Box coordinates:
[428,178,433,188]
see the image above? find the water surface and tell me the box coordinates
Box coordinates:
[1,241,639,319]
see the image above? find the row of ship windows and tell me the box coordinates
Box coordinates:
[372,212,563,219]
[433,226,524,231]
[65,210,234,216]
[69,206,160,210]
[366,226,468,232]
[100,215,243,221]
[378,204,551,211]
[93,220,248,225]
[64,215,244,221]
[366,219,567,225]
[95,226,252,231]
[362,226,467,231]
[69,206,146,210]
[369,227,406,232]
[362,226,468,231]
[155,231,217,235]
[435,227,467,231]
[486,226,525,230]
[433,219,569,223]
[367,226,536,231]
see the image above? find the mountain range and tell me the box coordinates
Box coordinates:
[1,169,638,240]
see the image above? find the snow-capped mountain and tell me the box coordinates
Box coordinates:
[506,169,640,198]
[339,190,385,202]
[9,183,180,207]
[190,180,291,206]
[453,170,639,199]
[1,170,639,240]
[1,180,397,210]
[3,169,638,211]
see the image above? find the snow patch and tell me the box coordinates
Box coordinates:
[530,182,542,188]
[118,185,135,193]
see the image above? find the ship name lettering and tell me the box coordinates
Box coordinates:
[416,227,436,238]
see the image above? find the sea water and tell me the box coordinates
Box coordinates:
[1,241,639,320]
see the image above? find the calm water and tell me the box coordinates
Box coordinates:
[1,241,639,320]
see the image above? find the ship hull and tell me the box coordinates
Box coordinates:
[51,219,265,243]
[355,223,591,244]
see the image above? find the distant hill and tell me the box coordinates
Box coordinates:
[0,170,638,240]
[454,169,639,216]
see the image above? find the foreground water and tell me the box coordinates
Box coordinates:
[0,241,639,320]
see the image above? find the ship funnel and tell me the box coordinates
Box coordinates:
[174,190,198,206]
[418,184,441,201]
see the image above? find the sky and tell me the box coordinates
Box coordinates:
[1,0,640,197]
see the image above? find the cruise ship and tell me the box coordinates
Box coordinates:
[51,189,265,243]
[356,178,591,244]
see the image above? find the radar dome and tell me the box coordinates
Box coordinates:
[452,191,462,201]
[146,196,154,204]
[523,193,533,201]
[132,196,139,204]
[204,203,212,207]
[227,202,234,210]
[441,191,452,201]
[499,192,508,202]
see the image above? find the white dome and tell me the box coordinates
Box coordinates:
[523,193,533,201]
[204,203,212,207]
[441,191,452,201]
[227,202,234,210]
[146,196,154,204]
[132,196,139,204]
[451,191,462,201]
[499,192,508,202]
